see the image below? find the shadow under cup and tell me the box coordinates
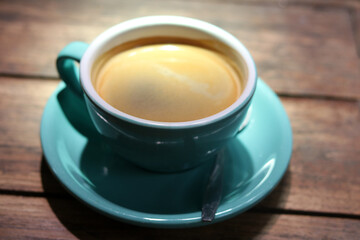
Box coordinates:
[78,16,257,172]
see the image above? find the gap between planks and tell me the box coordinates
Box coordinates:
[1,189,360,220]
[1,73,358,102]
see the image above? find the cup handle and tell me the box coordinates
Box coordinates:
[56,41,89,96]
[236,105,252,134]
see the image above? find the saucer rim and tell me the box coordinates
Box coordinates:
[40,78,292,228]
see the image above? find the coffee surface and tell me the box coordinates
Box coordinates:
[93,43,242,122]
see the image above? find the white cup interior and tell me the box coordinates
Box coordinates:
[80,16,257,128]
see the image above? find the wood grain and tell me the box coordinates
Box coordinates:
[0,0,359,98]
[0,77,359,215]
[0,78,57,192]
[229,0,360,8]
[260,97,360,214]
[0,194,359,239]
[353,9,360,57]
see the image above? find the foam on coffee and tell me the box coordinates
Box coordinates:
[93,43,243,122]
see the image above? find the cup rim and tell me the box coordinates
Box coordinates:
[80,15,257,129]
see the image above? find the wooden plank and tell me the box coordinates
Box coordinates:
[0,77,359,215]
[0,78,57,192]
[233,0,360,8]
[354,9,360,57]
[260,96,360,214]
[0,0,359,98]
[0,194,359,239]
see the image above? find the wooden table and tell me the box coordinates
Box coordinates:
[1,0,359,239]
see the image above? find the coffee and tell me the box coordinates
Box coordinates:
[92,38,244,122]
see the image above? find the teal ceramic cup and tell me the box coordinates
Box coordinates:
[56,16,257,172]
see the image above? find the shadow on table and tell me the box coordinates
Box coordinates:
[41,157,291,239]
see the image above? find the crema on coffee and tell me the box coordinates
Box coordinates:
[92,40,244,122]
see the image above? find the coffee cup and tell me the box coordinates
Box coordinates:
[56,16,257,172]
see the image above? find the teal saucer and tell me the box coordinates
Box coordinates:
[40,78,292,228]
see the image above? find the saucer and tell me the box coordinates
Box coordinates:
[40,78,292,228]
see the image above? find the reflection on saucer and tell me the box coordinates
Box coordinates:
[80,134,253,214]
